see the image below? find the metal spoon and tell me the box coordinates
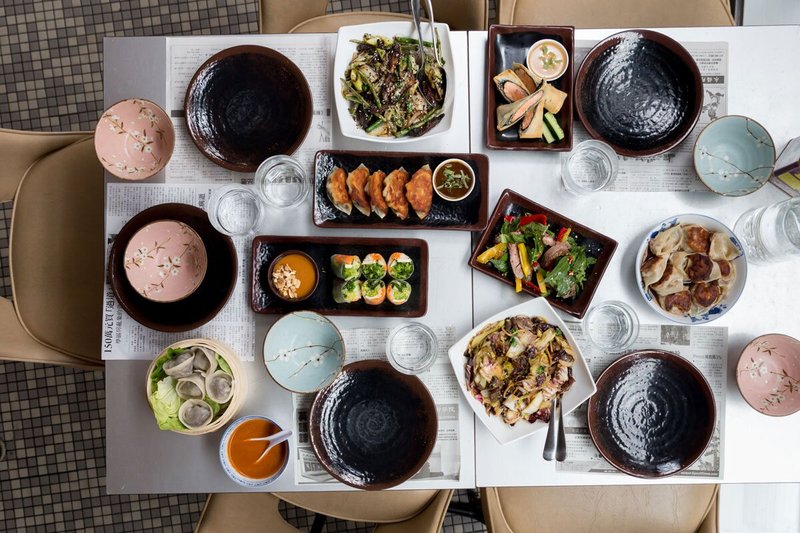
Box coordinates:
[244,429,292,463]
[543,395,558,461]
[410,0,433,106]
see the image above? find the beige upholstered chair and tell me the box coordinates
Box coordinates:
[482,484,719,533]
[195,490,453,532]
[498,0,734,27]
[258,0,488,33]
[0,129,104,370]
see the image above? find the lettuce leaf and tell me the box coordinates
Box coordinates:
[149,376,185,430]
[216,353,232,375]
[150,347,186,389]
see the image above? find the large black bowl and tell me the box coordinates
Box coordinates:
[587,350,715,478]
[184,45,312,172]
[108,203,237,332]
[575,30,703,157]
[309,360,437,490]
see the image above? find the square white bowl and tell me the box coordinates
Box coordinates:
[448,298,596,445]
[332,21,456,143]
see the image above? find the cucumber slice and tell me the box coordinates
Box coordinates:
[542,125,555,144]
[544,112,565,140]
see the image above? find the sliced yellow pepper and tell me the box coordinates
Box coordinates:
[558,228,571,242]
[515,277,523,293]
[536,270,548,296]
[518,243,531,279]
[477,242,507,264]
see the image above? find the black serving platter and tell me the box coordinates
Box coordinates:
[309,360,437,490]
[587,350,716,478]
[251,236,428,317]
[313,150,489,231]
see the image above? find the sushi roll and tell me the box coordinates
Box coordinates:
[330,254,361,280]
[361,253,387,280]
[387,252,414,280]
[333,279,361,303]
[387,280,412,305]
[362,279,386,305]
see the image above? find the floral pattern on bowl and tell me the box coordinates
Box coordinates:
[263,311,345,394]
[737,333,800,416]
[123,220,207,303]
[693,115,775,197]
[95,98,175,180]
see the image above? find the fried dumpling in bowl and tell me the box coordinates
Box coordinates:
[641,254,668,288]
[383,168,410,220]
[708,232,739,261]
[690,280,722,309]
[406,165,433,219]
[326,166,352,215]
[683,224,712,253]
[367,170,388,218]
[346,164,371,216]
[660,290,692,315]
[650,263,688,296]
[649,225,684,256]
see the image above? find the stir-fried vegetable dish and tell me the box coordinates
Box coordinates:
[477,212,597,299]
[465,315,576,425]
[341,33,446,138]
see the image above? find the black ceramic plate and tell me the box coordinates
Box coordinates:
[587,350,716,478]
[184,45,313,172]
[309,360,437,490]
[108,203,237,332]
[575,30,703,157]
[251,236,428,317]
[313,150,490,231]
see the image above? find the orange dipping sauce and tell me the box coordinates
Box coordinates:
[227,418,288,480]
[272,252,317,299]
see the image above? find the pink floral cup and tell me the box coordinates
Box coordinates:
[123,220,208,303]
[736,333,800,416]
[95,98,175,180]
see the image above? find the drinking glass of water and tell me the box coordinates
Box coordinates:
[734,197,800,263]
[206,184,263,236]
[254,155,309,209]
[583,300,639,353]
[561,140,619,195]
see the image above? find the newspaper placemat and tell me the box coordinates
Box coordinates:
[101,183,255,361]
[556,322,727,478]
[573,41,728,192]
[293,326,462,485]
[166,35,333,184]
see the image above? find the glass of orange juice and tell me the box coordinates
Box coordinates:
[219,415,290,487]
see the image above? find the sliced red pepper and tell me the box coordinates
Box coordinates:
[519,214,547,226]
[522,279,541,294]
[504,215,516,223]
[557,227,570,242]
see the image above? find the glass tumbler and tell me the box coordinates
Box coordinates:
[583,300,640,353]
[206,184,263,236]
[561,140,619,195]
[386,323,438,375]
[254,155,309,209]
[734,197,800,263]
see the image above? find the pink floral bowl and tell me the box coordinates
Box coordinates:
[95,98,175,180]
[736,333,800,417]
[123,220,208,303]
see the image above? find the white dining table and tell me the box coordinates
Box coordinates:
[103,25,800,494]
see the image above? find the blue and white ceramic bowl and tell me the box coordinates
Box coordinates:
[218,415,289,488]
[263,311,345,393]
[693,115,775,197]
[635,214,747,325]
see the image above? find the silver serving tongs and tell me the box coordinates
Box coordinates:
[410,0,433,105]
[543,395,567,462]
[422,0,442,67]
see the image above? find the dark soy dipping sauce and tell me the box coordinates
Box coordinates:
[434,160,473,199]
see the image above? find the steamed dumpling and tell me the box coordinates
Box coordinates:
[649,226,684,256]
[650,263,688,296]
[708,232,739,261]
[178,399,213,428]
[191,346,217,374]
[206,370,234,404]
[641,255,668,288]
[176,374,206,400]
[163,351,195,378]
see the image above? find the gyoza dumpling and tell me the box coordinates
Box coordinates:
[383,168,410,220]
[641,255,668,288]
[346,164,371,216]
[683,224,712,253]
[406,165,433,219]
[178,399,213,428]
[326,166,352,215]
[367,170,389,218]
[708,232,739,261]
[649,226,684,256]
[650,263,688,296]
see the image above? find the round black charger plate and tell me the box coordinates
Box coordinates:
[184,45,312,172]
[587,350,715,478]
[575,30,702,157]
[309,360,437,490]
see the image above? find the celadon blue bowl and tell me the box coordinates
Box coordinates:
[263,311,345,393]
[693,115,775,197]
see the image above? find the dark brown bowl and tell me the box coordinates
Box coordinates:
[468,189,617,319]
[252,236,428,317]
[574,30,703,157]
[587,350,716,478]
[266,250,319,303]
[313,150,490,231]
[485,25,574,152]
[108,203,237,332]
[309,360,437,490]
[184,45,313,172]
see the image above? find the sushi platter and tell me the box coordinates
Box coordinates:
[313,150,490,231]
[251,235,428,317]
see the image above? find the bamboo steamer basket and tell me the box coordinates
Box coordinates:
[145,338,247,435]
